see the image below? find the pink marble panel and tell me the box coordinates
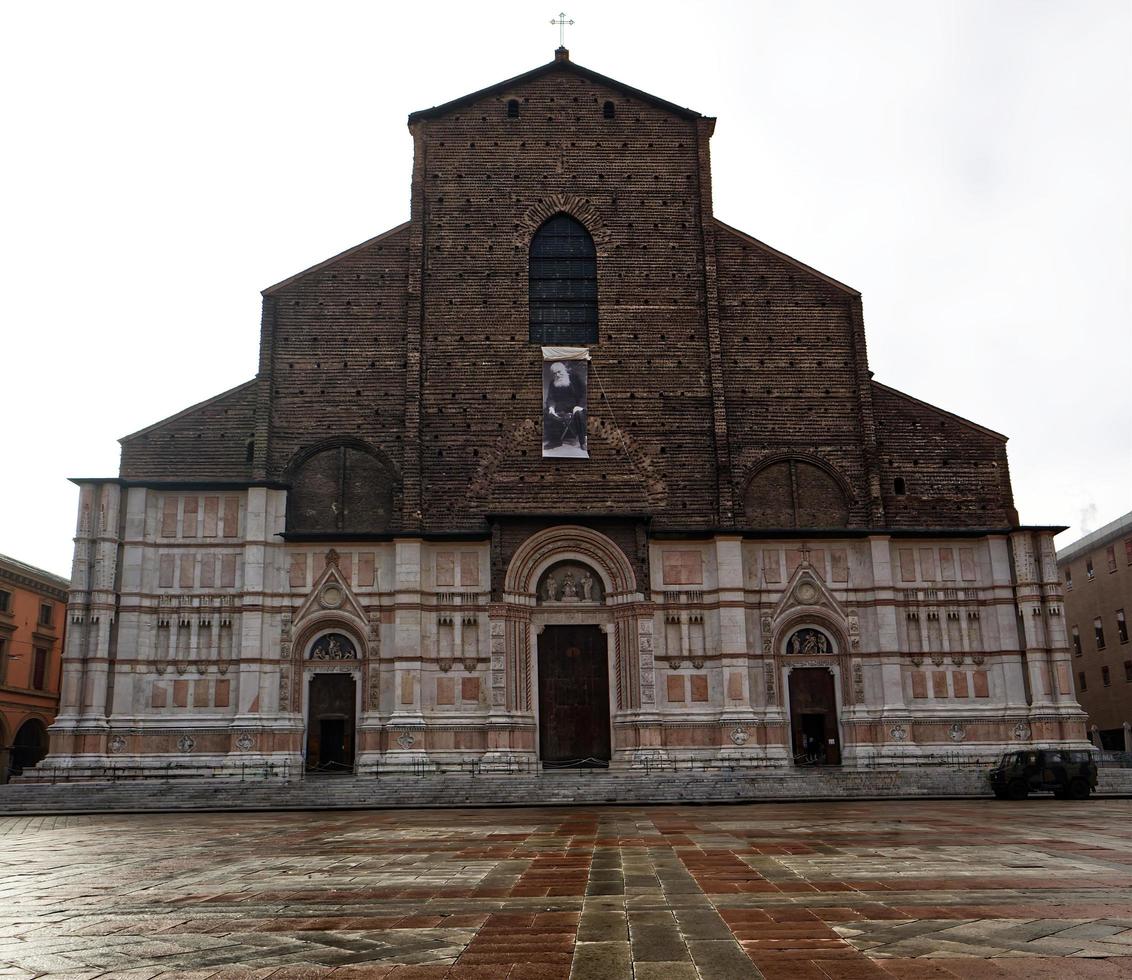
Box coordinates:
[663,550,703,585]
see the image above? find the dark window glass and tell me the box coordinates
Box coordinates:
[1095,617,1106,650]
[1118,609,1128,644]
[0,589,9,612]
[1072,626,1082,656]
[529,214,597,344]
[603,100,615,118]
[38,603,53,627]
[1124,660,1132,682]
[893,477,906,495]
[1107,545,1117,572]
[507,99,519,118]
[1064,566,1072,589]
[1078,671,1087,692]
[1086,558,1095,579]
[1102,665,1111,687]
[32,648,47,690]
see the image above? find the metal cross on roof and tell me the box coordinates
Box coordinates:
[551,12,575,48]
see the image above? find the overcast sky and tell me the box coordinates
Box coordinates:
[2,0,1129,578]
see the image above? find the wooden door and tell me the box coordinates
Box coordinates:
[306,673,356,772]
[788,667,841,765]
[538,625,611,767]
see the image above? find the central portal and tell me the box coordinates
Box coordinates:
[537,624,611,768]
[305,673,356,773]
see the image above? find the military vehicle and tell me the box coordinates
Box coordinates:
[988,748,1097,800]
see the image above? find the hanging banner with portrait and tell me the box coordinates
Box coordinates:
[541,346,590,459]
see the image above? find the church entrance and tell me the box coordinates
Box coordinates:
[537,625,611,768]
[305,673,356,773]
[788,668,841,766]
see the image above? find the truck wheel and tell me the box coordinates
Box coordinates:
[1069,778,1090,800]
[1007,780,1028,800]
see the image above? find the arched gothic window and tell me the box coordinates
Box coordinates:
[529,213,597,344]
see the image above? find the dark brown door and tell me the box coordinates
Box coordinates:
[538,625,611,767]
[788,668,841,765]
[306,673,356,772]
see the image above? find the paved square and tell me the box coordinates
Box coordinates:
[1,799,1131,978]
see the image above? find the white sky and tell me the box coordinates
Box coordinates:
[2,0,1129,579]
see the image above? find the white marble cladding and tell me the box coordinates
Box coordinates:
[48,489,1087,774]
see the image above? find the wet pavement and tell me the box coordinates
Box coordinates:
[1,799,1131,978]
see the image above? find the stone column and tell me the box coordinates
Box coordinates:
[109,487,148,718]
[385,538,432,769]
[236,487,268,722]
[871,536,913,759]
[715,537,758,764]
[79,482,121,739]
[481,603,535,770]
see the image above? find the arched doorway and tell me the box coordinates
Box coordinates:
[11,719,49,776]
[303,631,359,774]
[534,560,612,769]
[782,626,843,766]
[537,625,611,767]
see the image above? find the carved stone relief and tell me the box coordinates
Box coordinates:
[309,632,357,661]
[538,561,604,604]
[785,627,832,656]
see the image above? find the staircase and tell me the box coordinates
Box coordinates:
[2,767,1128,815]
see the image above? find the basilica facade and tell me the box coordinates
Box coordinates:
[46,50,1085,777]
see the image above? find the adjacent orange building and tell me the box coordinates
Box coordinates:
[0,554,68,782]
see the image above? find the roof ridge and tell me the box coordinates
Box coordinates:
[407,56,705,123]
[118,379,257,443]
[871,380,1008,441]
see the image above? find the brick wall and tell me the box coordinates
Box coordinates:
[872,383,1016,527]
[411,68,718,529]
[714,224,874,526]
[263,225,412,506]
[119,381,257,481]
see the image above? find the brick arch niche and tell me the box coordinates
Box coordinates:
[743,455,852,528]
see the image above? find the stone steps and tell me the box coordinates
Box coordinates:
[1,767,1129,814]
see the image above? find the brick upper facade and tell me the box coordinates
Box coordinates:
[116,52,1018,535]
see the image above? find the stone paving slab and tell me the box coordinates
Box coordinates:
[0,801,1131,977]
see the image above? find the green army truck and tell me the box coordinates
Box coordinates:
[988,748,1098,800]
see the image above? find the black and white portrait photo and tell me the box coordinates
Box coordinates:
[542,357,589,458]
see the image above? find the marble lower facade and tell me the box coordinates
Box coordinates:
[40,484,1088,779]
